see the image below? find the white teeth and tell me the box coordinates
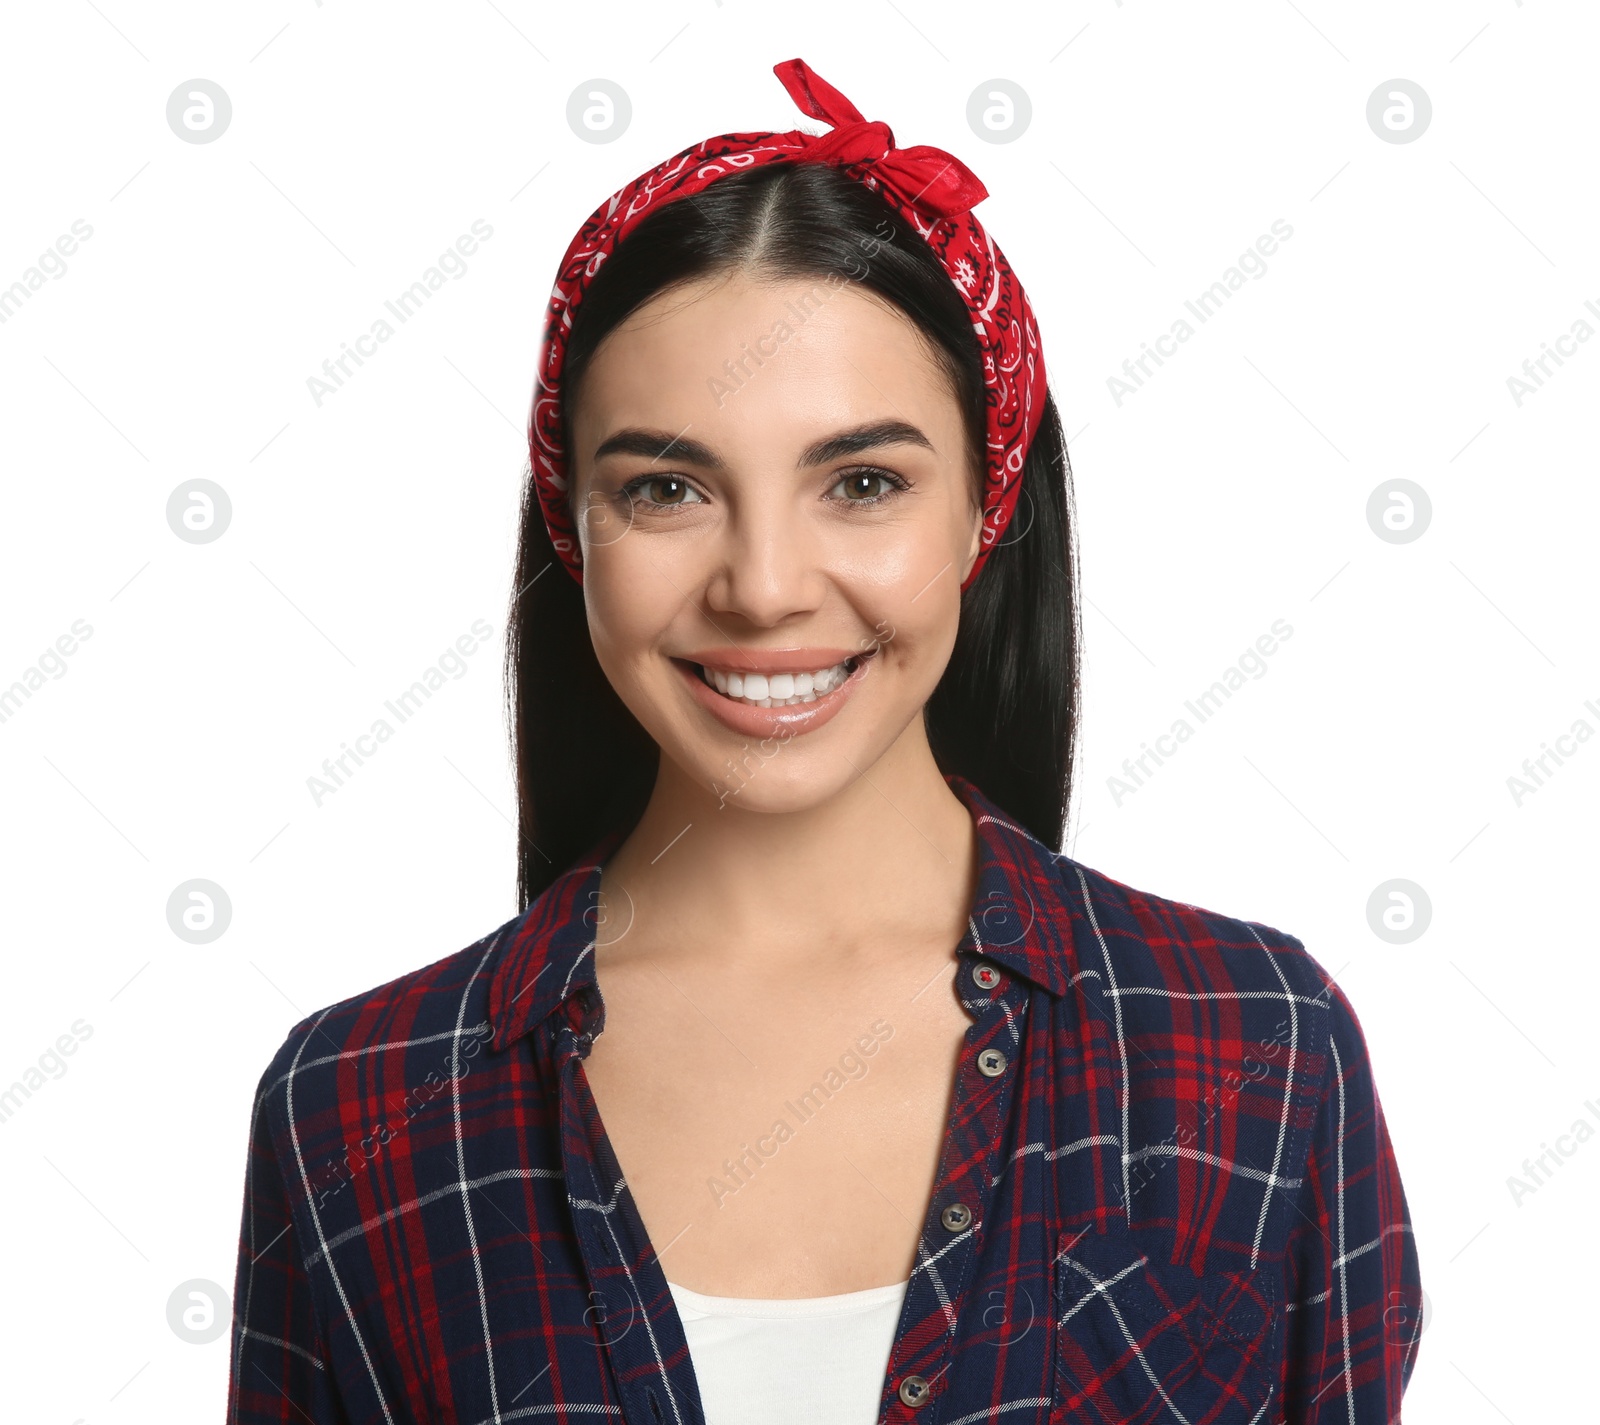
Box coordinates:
[700,658,858,707]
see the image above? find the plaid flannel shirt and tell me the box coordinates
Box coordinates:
[227,772,1423,1423]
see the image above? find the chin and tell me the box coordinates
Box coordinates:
[698,754,856,815]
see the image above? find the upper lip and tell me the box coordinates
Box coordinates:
[676,647,872,676]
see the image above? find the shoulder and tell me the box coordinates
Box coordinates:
[1051,854,1361,1093]
[249,911,525,1136]
[1058,855,1336,1004]
[1049,858,1391,1256]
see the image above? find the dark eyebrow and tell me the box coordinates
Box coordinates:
[798,419,935,467]
[591,419,935,471]
[592,428,722,468]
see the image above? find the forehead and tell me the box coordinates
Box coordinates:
[569,271,960,459]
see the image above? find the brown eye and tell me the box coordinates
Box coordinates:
[830,467,911,505]
[841,472,886,500]
[620,475,705,509]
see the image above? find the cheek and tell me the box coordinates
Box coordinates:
[833,502,972,601]
[867,583,961,685]
[848,512,974,637]
[582,565,671,684]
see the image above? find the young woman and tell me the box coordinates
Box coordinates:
[228,58,1423,1425]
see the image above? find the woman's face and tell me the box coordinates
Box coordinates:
[567,269,982,813]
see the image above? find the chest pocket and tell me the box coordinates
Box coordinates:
[1051,1226,1279,1423]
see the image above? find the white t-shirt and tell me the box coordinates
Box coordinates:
[667,1275,911,1425]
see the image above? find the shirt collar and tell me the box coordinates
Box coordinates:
[487,773,1077,1052]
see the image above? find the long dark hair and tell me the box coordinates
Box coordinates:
[505,161,1081,909]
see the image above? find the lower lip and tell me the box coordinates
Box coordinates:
[675,655,874,740]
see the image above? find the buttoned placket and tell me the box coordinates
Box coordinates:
[553,941,1031,1425]
[881,946,1030,1421]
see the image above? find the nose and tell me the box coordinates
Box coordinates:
[703,500,830,626]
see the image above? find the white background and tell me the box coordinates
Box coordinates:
[1,1,1595,1420]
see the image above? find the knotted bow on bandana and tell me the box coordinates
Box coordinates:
[529,58,1046,592]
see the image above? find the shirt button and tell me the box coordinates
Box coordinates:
[897,1374,932,1408]
[976,1047,1008,1077]
[940,1202,973,1232]
[971,962,1002,990]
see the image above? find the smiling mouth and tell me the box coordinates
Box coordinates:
[673,651,872,708]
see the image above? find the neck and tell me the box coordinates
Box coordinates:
[596,723,978,971]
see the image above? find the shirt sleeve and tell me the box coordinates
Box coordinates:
[226,1061,351,1425]
[1278,978,1423,1422]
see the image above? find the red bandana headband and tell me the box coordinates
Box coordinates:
[529,58,1046,593]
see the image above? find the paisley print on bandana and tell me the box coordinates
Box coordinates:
[528,58,1046,592]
